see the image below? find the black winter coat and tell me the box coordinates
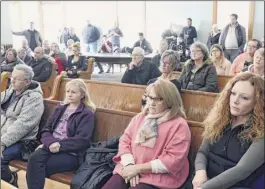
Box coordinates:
[121,60,161,85]
[28,57,52,82]
[70,136,120,189]
[178,59,218,93]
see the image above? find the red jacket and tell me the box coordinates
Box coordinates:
[54,57,64,74]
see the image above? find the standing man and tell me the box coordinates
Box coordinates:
[108,21,123,51]
[219,14,246,62]
[68,27,80,43]
[82,20,100,53]
[12,22,43,51]
[182,18,197,47]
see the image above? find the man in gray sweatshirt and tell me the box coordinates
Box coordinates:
[1,64,44,187]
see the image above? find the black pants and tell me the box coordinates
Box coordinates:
[26,148,79,189]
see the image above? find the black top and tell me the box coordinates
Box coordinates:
[65,55,88,78]
[121,60,161,85]
[29,30,37,51]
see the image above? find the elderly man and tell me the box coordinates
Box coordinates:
[121,47,161,85]
[17,48,32,65]
[1,64,44,186]
[21,39,34,57]
[28,47,52,82]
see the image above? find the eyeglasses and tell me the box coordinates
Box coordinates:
[191,49,202,53]
[146,95,163,103]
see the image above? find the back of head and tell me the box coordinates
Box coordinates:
[143,79,186,119]
[203,72,264,143]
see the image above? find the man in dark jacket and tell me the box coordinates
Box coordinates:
[82,20,100,53]
[12,22,43,51]
[121,47,161,85]
[69,27,80,43]
[133,32,153,54]
[182,18,197,47]
[219,14,246,62]
[28,47,52,82]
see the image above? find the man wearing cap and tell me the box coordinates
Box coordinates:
[121,47,161,85]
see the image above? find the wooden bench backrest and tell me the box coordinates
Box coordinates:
[49,76,145,113]
[78,58,94,80]
[43,99,204,165]
[40,63,57,98]
[172,71,233,92]
[1,72,9,92]
[42,100,136,142]
[49,76,218,122]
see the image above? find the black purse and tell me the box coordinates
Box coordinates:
[20,140,41,161]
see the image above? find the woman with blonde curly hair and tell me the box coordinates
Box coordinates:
[192,72,264,189]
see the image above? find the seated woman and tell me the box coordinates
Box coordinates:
[148,50,181,93]
[178,42,218,93]
[102,79,191,189]
[26,79,96,189]
[243,48,264,78]
[192,72,264,189]
[64,42,88,78]
[210,44,232,75]
[1,48,24,73]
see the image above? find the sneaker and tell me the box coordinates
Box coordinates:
[98,71,104,74]
[10,171,18,187]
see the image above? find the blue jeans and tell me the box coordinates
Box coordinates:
[1,143,23,182]
[87,41,98,53]
[26,148,79,189]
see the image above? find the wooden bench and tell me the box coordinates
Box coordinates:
[40,63,58,98]
[10,99,204,185]
[1,72,9,92]
[77,58,94,80]
[172,71,233,92]
[1,63,58,99]
[48,76,218,122]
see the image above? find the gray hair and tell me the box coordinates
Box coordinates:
[190,42,209,61]
[14,64,34,81]
[160,50,180,71]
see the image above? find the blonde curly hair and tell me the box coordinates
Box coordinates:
[202,72,264,143]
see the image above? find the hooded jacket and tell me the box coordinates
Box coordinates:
[178,59,218,92]
[1,81,44,148]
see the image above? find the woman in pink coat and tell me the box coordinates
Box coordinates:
[102,79,191,189]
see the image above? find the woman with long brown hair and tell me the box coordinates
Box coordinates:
[192,72,264,189]
[210,44,232,76]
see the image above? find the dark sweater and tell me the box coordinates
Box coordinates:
[121,61,161,85]
[40,103,95,155]
[28,57,52,82]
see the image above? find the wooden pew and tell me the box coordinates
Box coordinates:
[10,99,204,185]
[48,76,218,122]
[1,72,9,92]
[77,58,94,80]
[172,71,233,92]
[40,63,58,98]
[1,63,58,98]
